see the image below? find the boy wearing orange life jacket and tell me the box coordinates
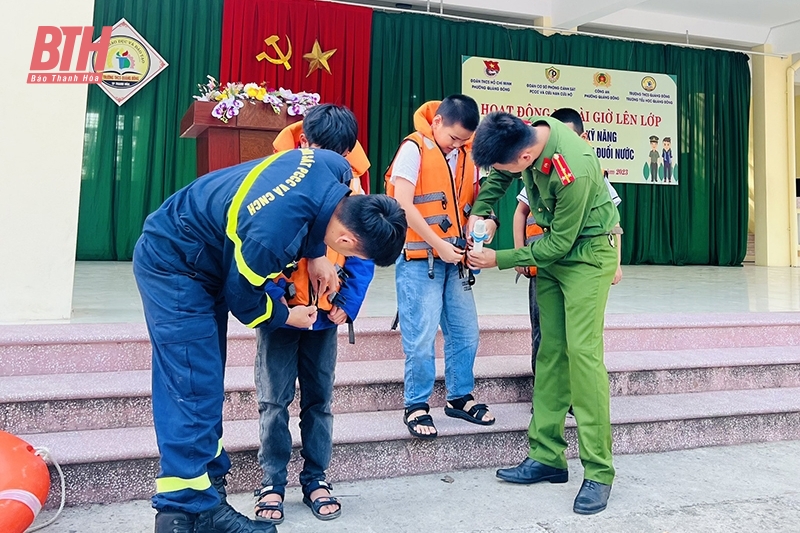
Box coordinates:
[254,105,375,524]
[385,95,498,439]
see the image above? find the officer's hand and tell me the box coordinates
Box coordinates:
[328,305,348,325]
[612,266,623,285]
[466,215,483,245]
[436,241,465,264]
[307,257,339,303]
[467,247,498,269]
[286,305,318,328]
[484,217,498,244]
[514,266,531,278]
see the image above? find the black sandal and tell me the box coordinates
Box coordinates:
[404,403,438,440]
[302,480,341,521]
[254,485,285,525]
[444,394,495,426]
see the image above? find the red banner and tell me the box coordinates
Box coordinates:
[221,0,372,157]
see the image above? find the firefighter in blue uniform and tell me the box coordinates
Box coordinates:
[133,147,407,533]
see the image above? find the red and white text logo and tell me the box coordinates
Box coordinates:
[28,26,112,84]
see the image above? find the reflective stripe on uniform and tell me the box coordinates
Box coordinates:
[215,438,223,458]
[245,296,274,328]
[225,153,283,287]
[156,473,212,494]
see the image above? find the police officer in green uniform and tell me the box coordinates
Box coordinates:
[467,112,619,515]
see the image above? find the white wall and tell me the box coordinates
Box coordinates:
[0,0,95,322]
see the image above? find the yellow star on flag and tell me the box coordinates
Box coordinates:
[303,40,337,77]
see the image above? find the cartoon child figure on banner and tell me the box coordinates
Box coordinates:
[662,137,673,183]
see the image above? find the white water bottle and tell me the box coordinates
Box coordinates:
[471,219,488,253]
[470,219,488,275]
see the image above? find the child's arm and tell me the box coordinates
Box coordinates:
[513,201,530,249]
[393,177,465,264]
[513,201,531,278]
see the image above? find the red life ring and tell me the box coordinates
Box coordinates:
[0,431,51,533]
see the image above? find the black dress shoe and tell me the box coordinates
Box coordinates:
[573,479,612,515]
[496,458,568,484]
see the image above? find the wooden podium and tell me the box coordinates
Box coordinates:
[180,101,302,177]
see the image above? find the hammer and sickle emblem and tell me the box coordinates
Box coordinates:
[257,35,292,70]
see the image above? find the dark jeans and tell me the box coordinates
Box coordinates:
[530,275,541,376]
[255,326,337,490]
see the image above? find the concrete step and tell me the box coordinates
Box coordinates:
[4,313,800,376]
[6,346,800,435]
[21,386,800,507]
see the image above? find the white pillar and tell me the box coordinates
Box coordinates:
[0,0,95,322]
[751,45,793,266]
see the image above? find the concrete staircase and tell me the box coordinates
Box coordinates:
[2,313,800,507]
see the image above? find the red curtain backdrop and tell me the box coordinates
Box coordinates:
[220,0,373,189]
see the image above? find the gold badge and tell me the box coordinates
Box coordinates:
[641,76,657,91]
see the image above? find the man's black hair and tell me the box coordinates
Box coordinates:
[550,107,584,135]
[472,112,536,168]
[437,94,480,132]
[303,104,358,155]
[336,195,407,267]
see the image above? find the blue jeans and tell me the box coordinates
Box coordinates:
[255,326,337,491]
[395,257,480,407]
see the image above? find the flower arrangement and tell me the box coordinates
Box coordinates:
[193,75,321,123]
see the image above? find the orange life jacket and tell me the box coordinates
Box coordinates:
[272,121,368,309]
[524,215,544,277]
[384,101,476,260]
[273,121,370,180]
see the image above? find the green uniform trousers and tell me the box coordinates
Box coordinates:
[528,234,617,485]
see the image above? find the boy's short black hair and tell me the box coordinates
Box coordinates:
[472,112,536,168]
[550,107,585,135]
[437,94,480,132]
[336,195,407,267]
[303,104,358,155]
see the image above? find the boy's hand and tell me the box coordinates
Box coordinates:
[466,215,483,245]
[307,256,339,302]
[436,241,465,264]
[286,305,318,328]
[514,266,531,278]
[612,266,623,285]
[328,305,348,325]
[467,248,497,269]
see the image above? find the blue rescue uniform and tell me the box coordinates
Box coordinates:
[132,148,352,514]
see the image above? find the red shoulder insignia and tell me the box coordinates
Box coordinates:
[552,153,575,186]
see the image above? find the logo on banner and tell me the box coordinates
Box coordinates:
[28,25,112,84]
[257,35,293,71]
[593,71,611,88]
[545,66,560,83]
[641,76,657,91]
[90,18,168,106]
[483,60,500,77]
